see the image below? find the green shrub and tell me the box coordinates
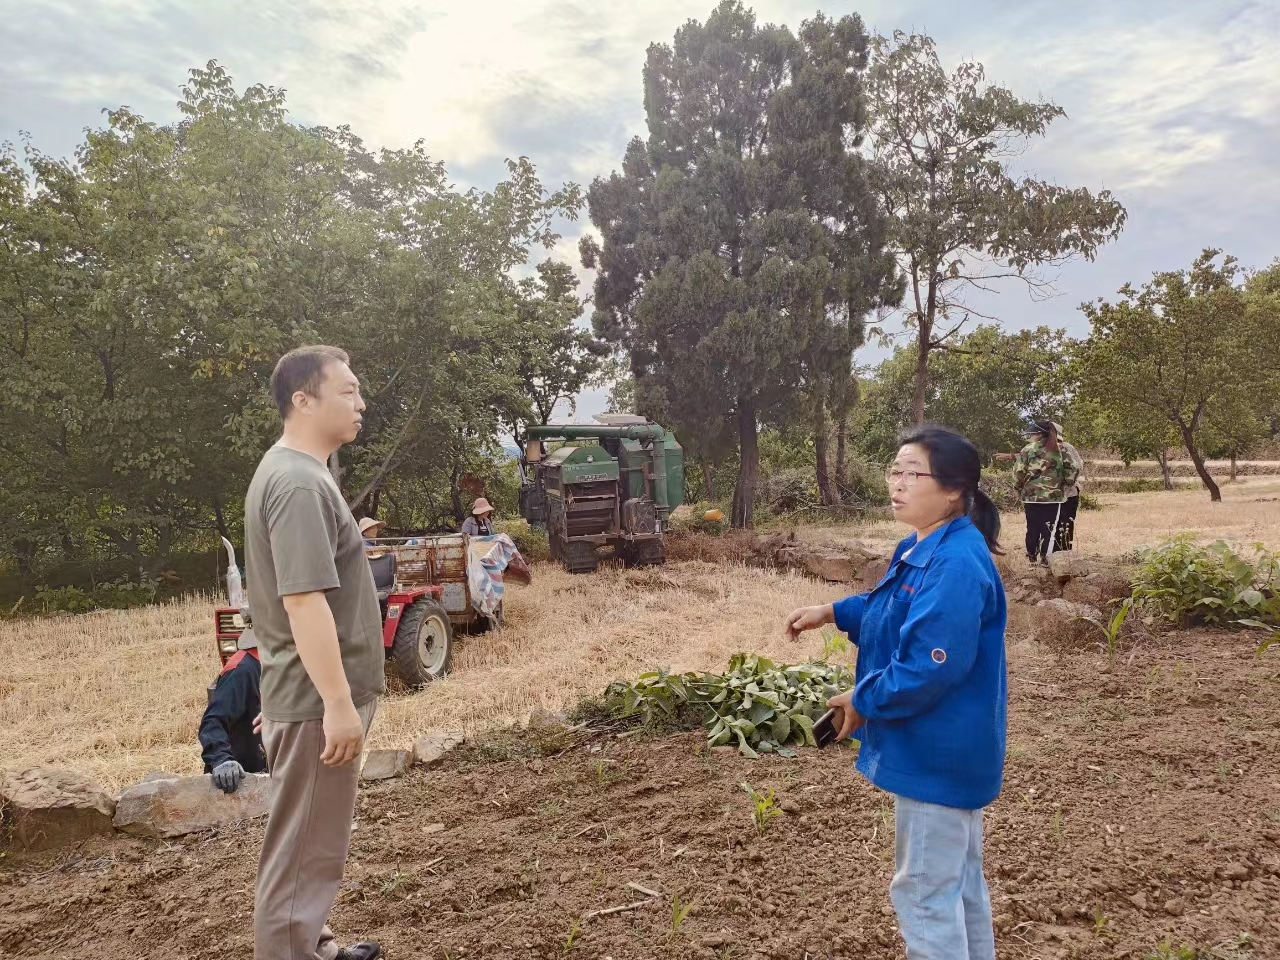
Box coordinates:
[672,501,727,535]
[35,578,158,614]
[493,517,550,563]
[600,653,852,758]
[755,468,819,514]
[1079,492,1102,511]
[979,470,1021,512]
[1131,535,1280,639]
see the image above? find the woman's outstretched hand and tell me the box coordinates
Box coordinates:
[783,603,835,641]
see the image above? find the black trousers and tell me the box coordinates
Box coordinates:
[1023,502,1064,562]
[1054,495,1080,552]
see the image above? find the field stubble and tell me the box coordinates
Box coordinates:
[0,562,845,791]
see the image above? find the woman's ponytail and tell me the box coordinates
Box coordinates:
[968,488,1003,554]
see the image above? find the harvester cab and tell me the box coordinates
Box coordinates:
[518,414,684,573]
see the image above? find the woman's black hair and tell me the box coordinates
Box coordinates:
[899,424,1002,553]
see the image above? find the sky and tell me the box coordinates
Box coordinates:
[4,0,1278,423]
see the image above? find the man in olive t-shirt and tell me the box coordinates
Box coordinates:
[246,345,384,960]
[246,445,383,721]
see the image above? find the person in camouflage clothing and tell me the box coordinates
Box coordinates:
[1013,421,1079,565]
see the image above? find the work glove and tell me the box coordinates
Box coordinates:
[212,760,245,794]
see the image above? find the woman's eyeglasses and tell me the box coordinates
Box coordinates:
[885,468,935,487]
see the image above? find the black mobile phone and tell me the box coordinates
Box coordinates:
[814,708,838,748]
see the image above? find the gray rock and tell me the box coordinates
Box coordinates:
[361,749,413,781]
[113,773,273,839]
[1047,551,1090,582]
[1,767,117,851]
[413,729,466,768]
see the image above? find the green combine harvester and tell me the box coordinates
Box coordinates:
[519,415,684,573]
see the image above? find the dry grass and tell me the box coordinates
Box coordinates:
[0,563,845,791]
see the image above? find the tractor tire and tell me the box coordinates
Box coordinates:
[559,538,599,574]
[392,598,453,688]
[632,538,665,568]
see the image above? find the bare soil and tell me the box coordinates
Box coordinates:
[3,625,1278,960]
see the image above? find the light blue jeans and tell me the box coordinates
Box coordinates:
[890,795,995,960]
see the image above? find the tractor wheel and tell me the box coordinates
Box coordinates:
[560,538,598,574]
[633,538,665,567]
[392,598,453,688]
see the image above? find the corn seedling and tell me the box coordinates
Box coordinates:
[671,893,694,935]
[741,782,783,836]
[562,920,581,954]
[1075,598,1133,660]
[1093,908,1115,940]
[818,626,850,662]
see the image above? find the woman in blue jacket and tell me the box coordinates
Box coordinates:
[784,425,1007,960]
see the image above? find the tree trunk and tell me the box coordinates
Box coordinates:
[700,457,713,503]
[909,278,937,425]
[1157,448,1173,491]
[910,328,930,425]
[371,487,382,520]
[731,400,759,529]
[212,500,231,543]
[450,463,465,527]
[1179,428,1221,502]
[834,412,849,503]
[813,401,835,506]
[1230,448,1238,483]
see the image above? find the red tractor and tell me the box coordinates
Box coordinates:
[214,532,526,687]
[215,546,455,688]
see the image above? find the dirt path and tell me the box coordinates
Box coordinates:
[3,627,1278,959]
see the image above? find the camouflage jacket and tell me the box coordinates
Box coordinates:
[1061,442,1085,498]
[1012,440,1079,503]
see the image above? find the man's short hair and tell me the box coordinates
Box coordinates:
[270,345,350,419]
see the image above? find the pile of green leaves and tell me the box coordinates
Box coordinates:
[601,654,852,757]
[1132,535,1280,651]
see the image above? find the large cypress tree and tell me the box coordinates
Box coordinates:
[582,1,898,527]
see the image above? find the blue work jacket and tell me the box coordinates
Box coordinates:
[832,515,1008,809]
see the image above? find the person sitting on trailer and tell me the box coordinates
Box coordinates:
[461,498,495,537]
[199,629,267,793]
[359,516,387,547]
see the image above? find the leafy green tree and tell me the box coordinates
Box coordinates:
[583,2,897,527]
[865,31,1127,424]
[856,325,1070,463]
[0,61,588,578]
[1077,250,1275,501]
[505,260,608,446]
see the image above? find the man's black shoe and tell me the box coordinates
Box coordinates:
[336,942,382,960]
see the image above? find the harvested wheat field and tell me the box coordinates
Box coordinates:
[3,627,1278,959]
[0,562,847,791]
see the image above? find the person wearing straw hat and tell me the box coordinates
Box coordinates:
[1012,421,1077,566]
[1052,423,1084,553]
[461,498,494,537]
[358,516,386,547]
